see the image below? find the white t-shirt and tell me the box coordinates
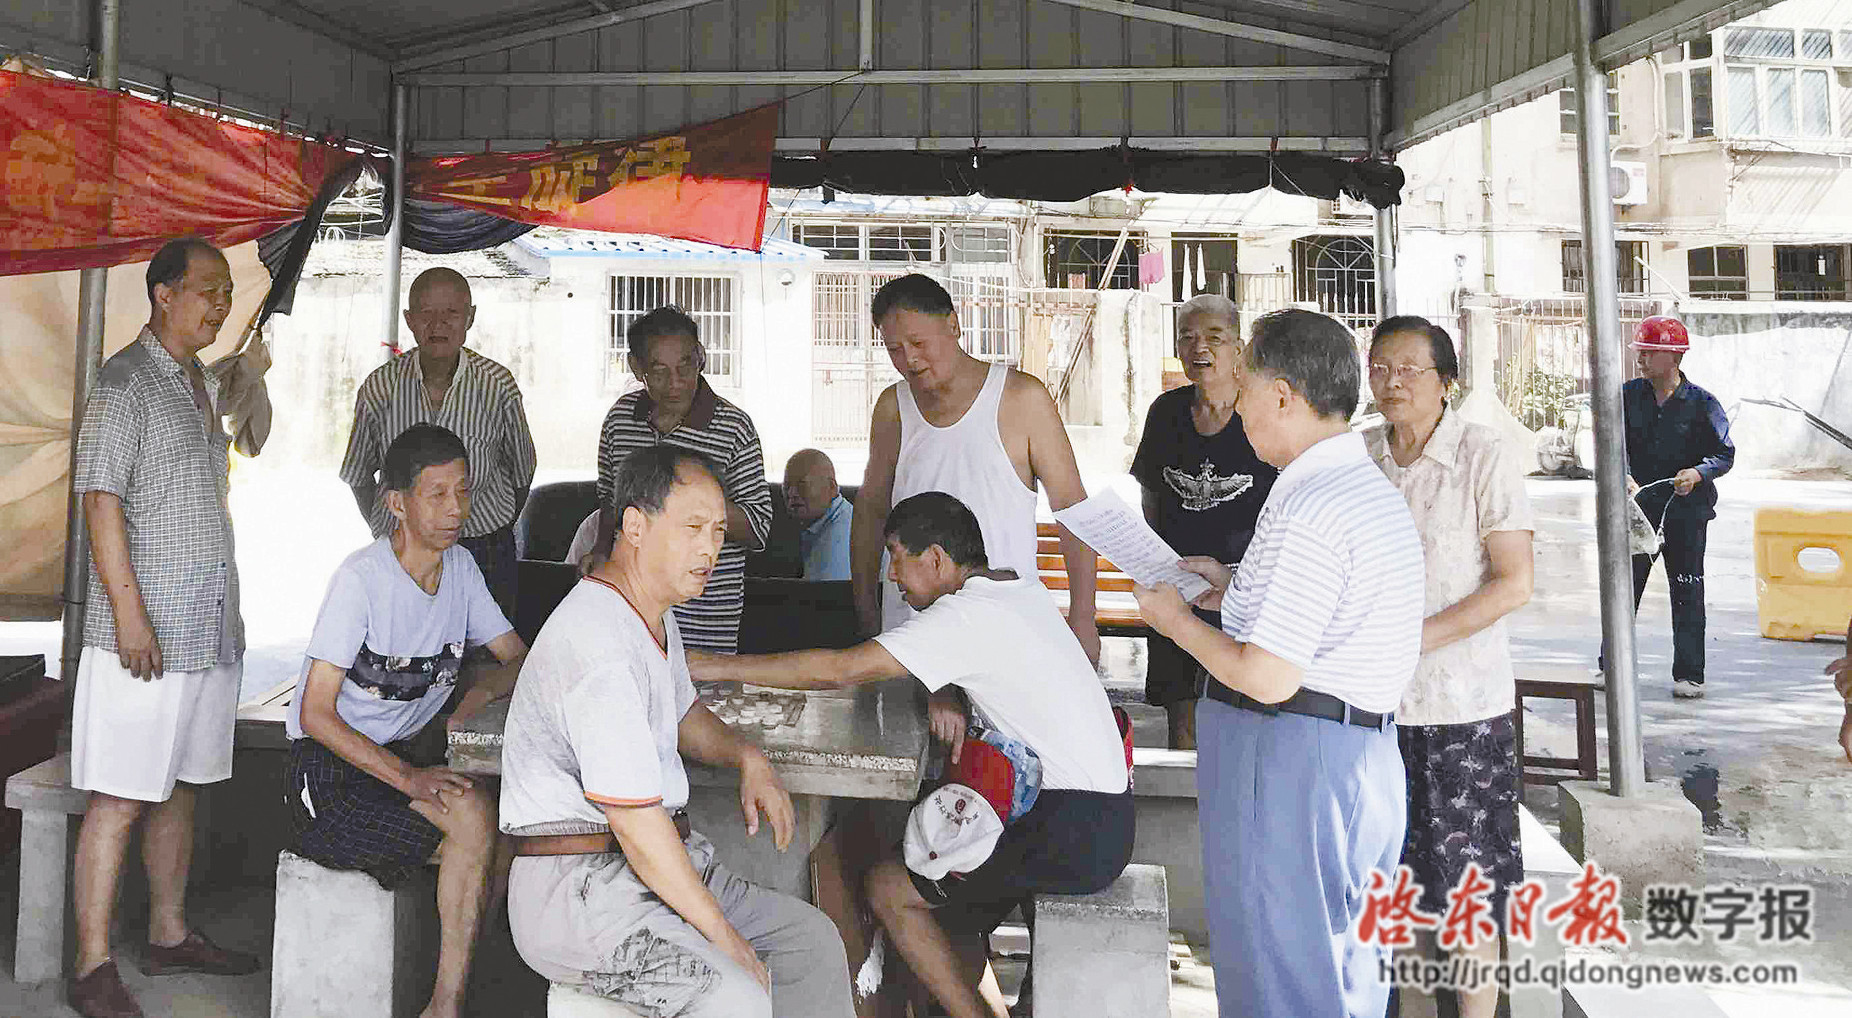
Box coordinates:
[288,538,513,745]
[1218,433,1425,716]
[874,575,1127,794]
[499,576,699,836]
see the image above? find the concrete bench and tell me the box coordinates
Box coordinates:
[547,983,645,1016]
[1565,983,1729,1017]
[6,753,87,984]
[271,850,437,1018]
[1031,863,1170,1018]
[1127,748,1204,943]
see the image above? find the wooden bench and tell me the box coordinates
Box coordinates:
[1514,674,1603,786]
[1036,521,1151,639]
[1031,863,1171,1017]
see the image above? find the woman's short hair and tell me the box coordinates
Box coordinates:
[610,445,723,518]
[1246,309,1362,421]
[627,306,705,368]
[871,274,955,323]
[1176,294,1237,330]
[883,491,989,569]
[381,423,469,492]
[1369,315,1460,385]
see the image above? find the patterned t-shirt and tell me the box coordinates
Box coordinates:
[1131,385,1276,565]
[288,538,513,745]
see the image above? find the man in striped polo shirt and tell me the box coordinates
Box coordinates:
[341,267,537,620]
[593,306,772,653]
[1135,309,1425,1018]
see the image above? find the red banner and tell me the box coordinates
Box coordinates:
[407,104,777,251]
[0,71,363,276]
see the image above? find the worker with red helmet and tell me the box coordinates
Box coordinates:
[1623,315,1735,699]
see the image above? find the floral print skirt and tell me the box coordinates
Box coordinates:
[1398,712,1524,928]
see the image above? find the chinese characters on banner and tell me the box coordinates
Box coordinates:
[0,69,362,276]
[405,103,779,252]
[1359,863,1813,950]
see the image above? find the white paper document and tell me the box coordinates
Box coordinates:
[1052,490,1212,602]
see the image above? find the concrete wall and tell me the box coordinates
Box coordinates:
[1680,305,1852,473]
[261,243,818,481]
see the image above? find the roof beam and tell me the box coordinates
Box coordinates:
[402,65,1380,86]
[413,135,1373,154]
[236,0,394,60]
[1237,0,1409,29]
[393,0,725,72]
[1036,0,1389,65]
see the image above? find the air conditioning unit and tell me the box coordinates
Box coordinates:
[1335,193,1375,218]
[1610,161,1649,205]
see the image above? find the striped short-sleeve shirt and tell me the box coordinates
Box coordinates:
[339,348,537,540]
[1218,432,1425,716]
[596,379,772,653]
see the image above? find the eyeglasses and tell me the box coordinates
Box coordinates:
[1367,363,1438,384]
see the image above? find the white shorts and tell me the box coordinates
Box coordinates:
[71,646,242,803]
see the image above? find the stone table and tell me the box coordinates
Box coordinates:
[448,679,930,899]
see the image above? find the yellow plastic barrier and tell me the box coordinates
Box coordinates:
[1754,507,1852,641]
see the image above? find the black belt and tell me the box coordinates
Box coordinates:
[1204,681,1392,731]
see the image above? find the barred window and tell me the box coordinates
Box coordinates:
[606,275,739,389]
[1687,246,1748,300]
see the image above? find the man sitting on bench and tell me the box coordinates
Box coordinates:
[287,423,528,1018]
[498,445,854,1018]
[693,491,1133,1018]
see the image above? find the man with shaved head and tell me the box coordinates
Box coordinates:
[784,448,853,581]
[342,266,537,617]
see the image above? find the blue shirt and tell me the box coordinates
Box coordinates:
[799,495,854,581]
[1622,375,1735,522]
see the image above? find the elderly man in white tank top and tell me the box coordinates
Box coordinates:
[851,273,1100,663]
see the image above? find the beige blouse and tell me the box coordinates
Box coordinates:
[1363,410,1534,726]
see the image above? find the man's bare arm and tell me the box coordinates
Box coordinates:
[688,642,909,691]
[1013,373,1101,663]
[851,387,902,636]
[602,803,770,989]
[83,490,161,679]
[447,631,528,729]
[299,659,474,810]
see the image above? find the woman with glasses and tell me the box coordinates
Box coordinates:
[1130,295,1275,749]
[1362,316,1535,1018]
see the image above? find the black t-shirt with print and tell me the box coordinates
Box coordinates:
[1130,386,1276,566]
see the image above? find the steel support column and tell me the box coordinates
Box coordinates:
[1369,78,1397,319]
[1573,0,1646,798]
[382,83,408,355]
[59,0,120,681]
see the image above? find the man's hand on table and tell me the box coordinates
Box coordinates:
[927,690,967,764]
[406,766,474,813]
[738,750,795,851]
[445,687,496,732]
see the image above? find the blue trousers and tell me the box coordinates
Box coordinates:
[1196,698,1406,1018]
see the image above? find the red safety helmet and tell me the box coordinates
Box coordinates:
[1632,316,1690,352]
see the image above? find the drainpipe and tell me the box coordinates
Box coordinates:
[1573,0,1647,799]
[59,0,121,681]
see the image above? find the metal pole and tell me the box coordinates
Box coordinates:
[59,0,121,682]
[1573,0,1646,798]
[858,0,874,70]
[382,83,408,354]
[1368,78,1397,319]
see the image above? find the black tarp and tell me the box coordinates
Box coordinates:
[391,147,1404,255]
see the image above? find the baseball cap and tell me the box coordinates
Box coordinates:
[903,783,1004,880]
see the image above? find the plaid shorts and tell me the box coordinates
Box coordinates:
[285,734,445,890]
